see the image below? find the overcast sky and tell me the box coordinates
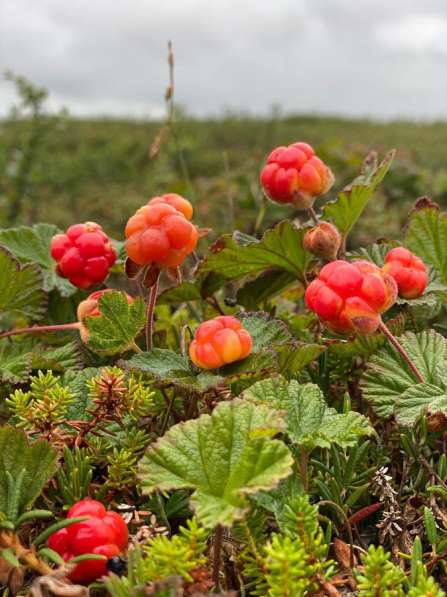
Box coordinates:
[1,0,447,120]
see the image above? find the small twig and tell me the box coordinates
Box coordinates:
[318,500,355,569]
[212,523,224,587]
[308,205,319,225]
[0,322,80,339]
[379,321,424,383]
[145,272,160,351]
[299,447,309,492]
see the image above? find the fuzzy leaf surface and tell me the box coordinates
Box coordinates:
[138,399,293,528]
[243,377,373,450]
[362,330,447,418]
[84,291,146,354]
[394,383,447,426]
[0,426,57,516]
[323,150,395,237]
[198,220,312,283]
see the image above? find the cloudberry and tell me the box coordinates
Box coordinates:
[51,222,116,289]
[125,194,198,267]
[305,260,397,334]
[77,289,134,343]
[48,498,128,584]
[383,247,428,299]
[260,142,334,208]
[303,221,342,260]
[189,316,253,369]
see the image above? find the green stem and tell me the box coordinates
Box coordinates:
[379,321,424,383]
[145,272,160,351]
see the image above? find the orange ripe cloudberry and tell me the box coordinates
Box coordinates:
[77,289,134,343]
[305,260,397,335]
[303,221,342,261]
[125,194,198,267]
[260,142,334,208]
[189,316,253,369]
[383,247,428,299]
[51,222,117,289]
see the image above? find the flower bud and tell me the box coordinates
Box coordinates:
[303,222,341,260]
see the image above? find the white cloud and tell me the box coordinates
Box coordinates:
[1,0,447,119]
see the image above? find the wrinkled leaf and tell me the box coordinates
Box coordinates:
[0,426,57,516]
[243,377,373,450]
[199,220,312,283]
[139,399,293,528]
[323,150,395,238]
[0,223,76,296]
[0,246,47,323]
[362,330,447,418]
[84,291,146,354]
[395,383,447,426]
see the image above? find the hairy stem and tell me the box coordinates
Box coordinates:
[212,523,224,587]
[379,321,424,383]
[308,205,319,225]
[145,272,160,351]
[0,322,81,340]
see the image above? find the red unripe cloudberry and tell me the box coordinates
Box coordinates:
[303,221,342,260]
[305,259,397,335]
[77,289,134,343]
[189,316,253,369]
[260,142,334,208]
[51,222,116,289]
[125,194,198,267]
[383,247,428,299]
[47,498,128,584]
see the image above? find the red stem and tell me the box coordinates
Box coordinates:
[145,272,160,351]
[0,322,81,339]
[379,321,424,383]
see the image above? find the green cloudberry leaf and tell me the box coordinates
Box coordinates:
[362,330,447,418]
[243,377,373,451]
[0,426,57,519]
[84,291,145,355]
[198,220,312,284]
[394,383,447,427]
[138,399,293,528]
[0,223,75,296]
[0,246,47,323]
[323,149,395,238]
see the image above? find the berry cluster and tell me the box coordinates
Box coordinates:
[77,289,134,343]
[51,223,116,289]
[189,315,253,369]
[125,193,198,268]
[305,260,397,335]
[260,142,334,208]
[48,498,128,584]
[383,247,428,299]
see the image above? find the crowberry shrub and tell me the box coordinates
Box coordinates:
[383,247,428,299]
[189,315,253,369]
[305,260,397,334]
[51,222,117,289]
[125,194,198,267]
[260,142,334,208]
[48,498,128,584]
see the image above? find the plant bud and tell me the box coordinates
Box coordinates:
[303,222,341,260]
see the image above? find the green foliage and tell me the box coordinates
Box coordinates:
[139,399,293,528]
[243,377,373,451]
[54,446,93,506]
[323,149,396,239]
[362,330,447,421]
[0,426,57,523]
[0,245,47,323]
[84,290,146,354]
[355,545,406,596]
[199,220,312,284]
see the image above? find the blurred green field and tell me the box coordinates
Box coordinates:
[2,110,447,249]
